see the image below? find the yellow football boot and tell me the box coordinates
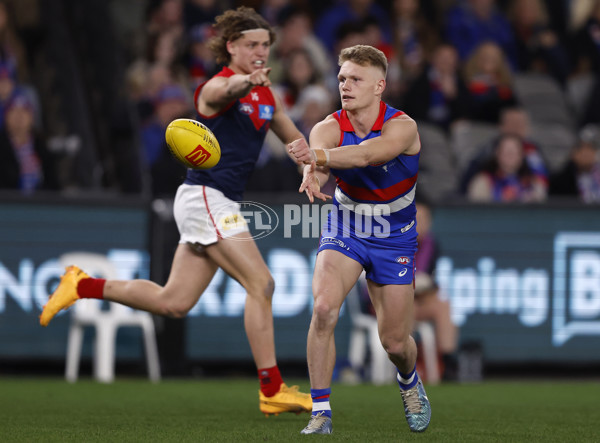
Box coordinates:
[40,266,89,326]
[259,383,312,417]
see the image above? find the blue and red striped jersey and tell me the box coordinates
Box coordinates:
[329,101,420,235]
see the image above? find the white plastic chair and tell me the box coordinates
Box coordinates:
[60,252,161,383]
[347,285,440,385]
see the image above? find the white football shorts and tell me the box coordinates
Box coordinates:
[173,183,249,250]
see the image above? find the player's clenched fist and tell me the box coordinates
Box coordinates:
[246,67,272,87]
[287,138,313,164]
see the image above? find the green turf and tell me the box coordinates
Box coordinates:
[1,378,598,442]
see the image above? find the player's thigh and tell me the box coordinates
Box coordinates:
[164,243,219,304]
[367,281,415,339]
[205,231,271,292]
[313,249,364,311]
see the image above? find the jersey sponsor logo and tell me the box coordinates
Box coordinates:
[251,92,259,101]
[259,105,273,120]
[398,268,408,277]
[185,145,212,167]
[396,256,411,264]
[239,103,254,115]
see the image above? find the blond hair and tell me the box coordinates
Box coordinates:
[338,45,388,77]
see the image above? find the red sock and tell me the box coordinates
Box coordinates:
[258,365,283,397]
[77,278,106,299]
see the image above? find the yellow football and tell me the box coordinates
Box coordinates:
[165,118,221,169]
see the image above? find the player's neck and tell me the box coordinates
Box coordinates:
[346,100,382,138]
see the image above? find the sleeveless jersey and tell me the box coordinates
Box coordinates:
[329,101,419,237]
[184,66,275,201]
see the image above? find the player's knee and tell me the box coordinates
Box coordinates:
[312,298,339,329]
[381,335,410,359]
[159,297,195,318]
[246,272,274,300]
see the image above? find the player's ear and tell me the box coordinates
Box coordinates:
[375,78,386,95]
[226,40,236,57]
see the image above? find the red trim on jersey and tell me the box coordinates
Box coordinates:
[336,173,417,202]
[331,112,345,146]
[333,102,405,136]
[203,187,222,239]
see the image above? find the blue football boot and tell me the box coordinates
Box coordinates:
[400,379,431,432]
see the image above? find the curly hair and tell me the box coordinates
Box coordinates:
[338,45,388,77]
[208,7,276,65]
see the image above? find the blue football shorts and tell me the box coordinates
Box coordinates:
[317,214,418,285]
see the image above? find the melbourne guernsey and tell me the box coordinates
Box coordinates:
[185,66,275,201]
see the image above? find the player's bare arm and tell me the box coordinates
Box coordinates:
[289,116,339,202]
[269,92,305,147]
[289,115,419,169]
[197,67,272,115]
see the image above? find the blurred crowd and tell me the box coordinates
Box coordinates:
[2,0,600,204]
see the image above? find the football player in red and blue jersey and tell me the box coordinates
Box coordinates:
[40,7,311,417]
[288,45,431,435]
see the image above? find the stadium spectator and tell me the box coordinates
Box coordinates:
[460,107,548,193]
[182,0,224,32]
[41,6,312,418]
[568,0,600,76]
[549,128,600,203]
[146,0,184,38]
[126,29,189,124]
[0,93,59,192]
[392,0,440,82]
[315,0,393,54]
[0,0,29,82]
[268,6,332,87]
[401,43,468,131]
[466,133,547,202]
[273,48,326,114]
[445,0,518,67]
[185,23,218,89]
[507,0,570,86]
[413,201,458,381]
[288,45,430,434]
[462,41,518,124]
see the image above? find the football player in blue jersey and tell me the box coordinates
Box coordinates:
[288,45,431,434]
[41,7,311,417]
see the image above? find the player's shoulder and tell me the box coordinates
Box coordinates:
[316,113,340,130]
[384,112,417,130]
[311,114,340,137]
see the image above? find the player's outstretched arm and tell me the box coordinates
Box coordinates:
[269,91,306,164]
[198,67,272,113]
[290,115,420,169]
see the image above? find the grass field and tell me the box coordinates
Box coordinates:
[1,377,599,442]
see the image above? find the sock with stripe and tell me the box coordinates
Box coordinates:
[77,278,105,299]
[258,365,283,397]
[397,365,419,391]
[311,387,332,418]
